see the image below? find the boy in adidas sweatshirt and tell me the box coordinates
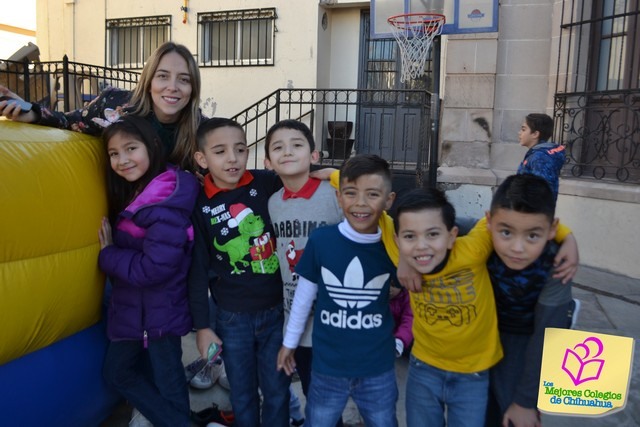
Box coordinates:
[277,154,400,427]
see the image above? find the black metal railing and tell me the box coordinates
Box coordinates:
[231,88,436,188]
[0,56,139,112]
[554,90,640,183]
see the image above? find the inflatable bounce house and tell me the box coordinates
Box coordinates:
[0,120,120,426]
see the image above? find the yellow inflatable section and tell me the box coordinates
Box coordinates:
[0,120,106,365]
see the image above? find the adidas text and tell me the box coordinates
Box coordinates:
[320,309,382,329]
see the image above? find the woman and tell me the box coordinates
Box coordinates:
[0,42,203,171]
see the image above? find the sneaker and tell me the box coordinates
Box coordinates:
[191,403,235,426]
[191,361,214,389]
[185,356,207,382]
[570,298,581,329]
[191,359,224,390]
[210,359,224,384]
[129,408,153,427]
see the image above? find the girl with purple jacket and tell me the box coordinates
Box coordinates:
[390,286,414,357]
[98,115,199,427]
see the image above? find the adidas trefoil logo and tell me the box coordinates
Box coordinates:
[322,257,389,309]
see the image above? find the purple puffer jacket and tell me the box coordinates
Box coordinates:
[99,166,199,342]
[391,287,414,349]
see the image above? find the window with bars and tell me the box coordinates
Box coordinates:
[198,8,276,67]
[590,0,640,91]
[106,16,171,69]
[555,0,640,183]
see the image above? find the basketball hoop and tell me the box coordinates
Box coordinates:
[387,13,445,82]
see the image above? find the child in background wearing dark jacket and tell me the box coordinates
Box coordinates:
[98,116,199,427]
[517,113,566,199]
[390,286,413,357]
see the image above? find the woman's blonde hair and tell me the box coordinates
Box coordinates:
[130,42,201,171]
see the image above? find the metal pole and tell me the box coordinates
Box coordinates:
[22,59,30,101]
[429,36,441,188]
[63,55,70,113]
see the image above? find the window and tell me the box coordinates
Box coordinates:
[555,0,640,183]
[198,8,276,67]
[590,0,640,91]
[106,16,171,69]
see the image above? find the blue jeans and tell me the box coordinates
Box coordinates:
[406,355,489,427]
[306,369,398,427]
[103,336,190,427]
[290,385,304,421]
[216,303,290,427]
[295,347,344,427]
[294,345,313,397]
[490,332,531,416]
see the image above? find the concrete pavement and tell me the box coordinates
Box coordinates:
[539,266,640,427]
[101,265,639,426]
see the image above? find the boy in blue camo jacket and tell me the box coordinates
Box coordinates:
[517,113,566,199]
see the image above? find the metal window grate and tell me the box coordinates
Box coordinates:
[198,8,276,67]
[106,16,171,69]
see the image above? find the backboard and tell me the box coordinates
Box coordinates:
[371,0,499,38]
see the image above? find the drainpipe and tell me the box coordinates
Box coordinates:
[64,0,76,59]
[429,36,441,188]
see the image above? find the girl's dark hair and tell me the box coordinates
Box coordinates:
[264,119,315,159]
[393,187,456,233]
[103,115,166,222]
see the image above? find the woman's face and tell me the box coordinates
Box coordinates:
[150,51,193,123]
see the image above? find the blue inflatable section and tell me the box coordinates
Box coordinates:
[0,319,121,427]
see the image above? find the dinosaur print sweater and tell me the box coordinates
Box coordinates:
[188,169,283,327]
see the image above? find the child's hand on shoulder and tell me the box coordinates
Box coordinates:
[553,233,579,284]
[194,168,207,186]
[277,346,296,376]
[98,217,113,249]
[309,167,338,181]
[397,256,422,292]
[196,328,222,360]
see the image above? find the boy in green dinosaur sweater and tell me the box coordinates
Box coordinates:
[188,117,290,427]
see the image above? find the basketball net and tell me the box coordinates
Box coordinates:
[388,13,445,82]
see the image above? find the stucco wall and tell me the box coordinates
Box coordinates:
[556,194,640,279]
[327,8,361,89]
